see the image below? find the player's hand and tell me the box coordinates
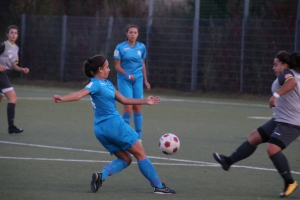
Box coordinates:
[53,95,63,103]
[146,96,160,105]
[0,65,6,72]
[145,81,151,90]
[22,68,30,74]
[125,73,135,81]
[269,96,277,108]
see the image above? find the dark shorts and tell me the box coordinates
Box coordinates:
[0,71,12,92]
[258,118,300,149]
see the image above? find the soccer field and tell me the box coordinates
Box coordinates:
[0,84,299,200]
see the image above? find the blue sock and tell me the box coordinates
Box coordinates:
[123,112,131,125]
[137,157,162,188]
[101,159,127,181]
[134,113,143,139]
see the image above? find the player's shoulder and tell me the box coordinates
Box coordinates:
[136,41,145,47]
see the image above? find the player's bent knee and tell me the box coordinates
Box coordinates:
[248,130,263,146]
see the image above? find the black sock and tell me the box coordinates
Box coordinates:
[227,141,257,165]
[270,152,294,184]
[7,103,15,127]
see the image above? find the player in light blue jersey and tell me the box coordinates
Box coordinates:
[0,25,30,134]
[53,55,175,194]
[114,24,150,144]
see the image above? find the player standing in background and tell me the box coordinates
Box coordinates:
[114,24,150,144]
[213,51,300,198]
[53,55,175,194]
[0,25,30,134]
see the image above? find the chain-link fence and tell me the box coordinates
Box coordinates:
[20,13,299,94]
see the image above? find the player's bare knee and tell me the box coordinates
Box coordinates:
[248,130,262,146]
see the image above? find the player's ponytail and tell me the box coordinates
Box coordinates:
[83,55,106,78]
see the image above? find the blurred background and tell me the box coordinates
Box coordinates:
[0,0,299,94]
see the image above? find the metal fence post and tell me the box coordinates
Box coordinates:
[60,15,67,82]
[295,0,300,52]
[21,14,26,72]
[191,0,200,90]
[105,17,113,59]
[240,0,249,92]
[146,0,153,75]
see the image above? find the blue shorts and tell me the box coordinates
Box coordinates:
[117,73,143,99]
[94,115,138,155]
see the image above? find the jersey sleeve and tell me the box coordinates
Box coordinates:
[84,81,98,94]
[278,69,295,86]
[0,42,5,55]
[114,44,121,60]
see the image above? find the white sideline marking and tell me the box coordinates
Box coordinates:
[1,140,299,175]
[15,96,268,108]
[248,116,272,120]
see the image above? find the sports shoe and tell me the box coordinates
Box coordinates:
[8,125,23,134]
[90,172,103,193]
[153,183,176,194]
[280,181,298,198]
[213,152,231,171]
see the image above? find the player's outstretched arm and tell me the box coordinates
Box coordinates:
[115,90,160,105]
[53,89,90,103]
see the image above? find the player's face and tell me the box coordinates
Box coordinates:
[273,58,289,76]
[126,27,138,43]
[101,60,110,79]
[6,28,18,43]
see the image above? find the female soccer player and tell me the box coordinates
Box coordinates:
[213,51,300,198]
[114,24,150,144]
[53,55,175,194]
[0,25,30,134]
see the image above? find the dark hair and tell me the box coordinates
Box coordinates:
[83,55,106,78]
[125,24,138,41]
[6,25,19,34]
[126,24,138,33]
[276,51,300,72]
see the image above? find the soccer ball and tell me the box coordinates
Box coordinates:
[159,133,180,155]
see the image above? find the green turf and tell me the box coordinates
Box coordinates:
[0,84,299,200]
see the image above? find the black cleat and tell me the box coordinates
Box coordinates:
[153,183,176,194]
[213,152,231,171]
[8,126,23,134]
[280,181,298,198]
[90,172,103,193]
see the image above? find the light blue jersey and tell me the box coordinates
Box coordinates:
[84,78,119,123]
[114,41,146,77]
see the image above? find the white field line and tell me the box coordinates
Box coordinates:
[1,140,299,175]
[248,116,272,120]
[15,96,268,108]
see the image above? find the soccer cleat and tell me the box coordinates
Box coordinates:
[280,181,298,198]
[213,152,231,171]
[90,172,103,193]
[8,126,23,134]
[153,183,176,194]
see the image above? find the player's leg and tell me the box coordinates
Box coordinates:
[132,74,143,142]
[213,118,276,170]
[0,92,3,103]
[3,88,23,134]
[117,78,133,124]
[267,123,300,198]
[127,140,176,194]
[91,116,133,193]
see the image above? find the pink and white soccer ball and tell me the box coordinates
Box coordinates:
[159,133,180,155]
